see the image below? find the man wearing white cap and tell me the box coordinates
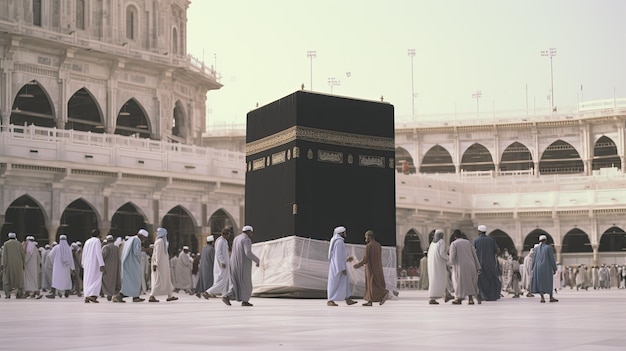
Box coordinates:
[531,235,558,303]
[47,235,75,298]
[473,224,501,302]
[196,235,215,299]
[101,235,121,301]
[222,225,260,306]
[149,227,178,302]
[23,235,42,298]
[174,245,193,294]
[114,228,149,302]
[82,229,105,303]
[207,228,232,298]
[326,226,357,307]
[41,243,53,292]
[2,232,25,298]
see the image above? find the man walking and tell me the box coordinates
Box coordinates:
[222,226,260,307]
[206,228,232,297]
[449,231,481,305]
[531,235,558,303]
[114,229,149,302]
[353,230,389,306]
[427,230,452,304]
[23,236,42,299]
[2,233,25,298]
[149,227,178,302]
[46,235,75,298]
[101,235,121,301]
[326,226,357,307]
[82,229,105,303]
[473,225,501,302]
[196,235,215,299]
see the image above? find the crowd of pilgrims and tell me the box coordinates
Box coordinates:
[404,226,626,304]
[0,226,257,304]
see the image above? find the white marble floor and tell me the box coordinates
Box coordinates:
[2,288,625,351]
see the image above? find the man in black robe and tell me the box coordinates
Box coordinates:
[473,225,501,301]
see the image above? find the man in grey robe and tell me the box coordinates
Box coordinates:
[41,244,53,292]
[207,228,232,297]
[419,251,429,290]
[101,235,121,301]
[114,229,149,303]
[2,232,25,298]
[196,235,215,299]
[531,235,558,303]
[222,226,261,307]
[23,236,42,298]
[449,231,481,305]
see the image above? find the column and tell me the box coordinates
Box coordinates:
[47,225,59,244]
[592,244,599,267]
[553,244,562,264]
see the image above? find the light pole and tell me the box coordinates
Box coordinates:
[328,77,340,94]
[408,49,416,119]
[306,50,316,91]
[472,90,482,118]
[541,48,556,112]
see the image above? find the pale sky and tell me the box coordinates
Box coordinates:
[187,0,626,128]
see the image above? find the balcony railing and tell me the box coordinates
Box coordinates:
[0,124,245,181]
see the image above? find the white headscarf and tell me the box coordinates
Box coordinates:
[156,227,168,253]
[25,237,36,254]
[56,236,74,266]
[328,226,346,259]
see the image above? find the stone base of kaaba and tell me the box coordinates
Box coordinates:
[251,235,398,298]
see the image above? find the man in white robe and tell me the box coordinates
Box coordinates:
[222,226,261,307]
[206,228,232,297]
[174,246,193,293]
[23,236,42,298]
[46,235,75,298]
[522,246,536,297]
[82,229,105,303]
[41,244,53,292]
[428,230,452,304]
[149,228,178,302]
[114,229,149,302]
[326,226,357,307]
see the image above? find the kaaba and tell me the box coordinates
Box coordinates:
[245,91,396,246]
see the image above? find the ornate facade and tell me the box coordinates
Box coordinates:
[0,0,245,254]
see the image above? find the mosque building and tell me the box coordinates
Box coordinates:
[1,1,625,269]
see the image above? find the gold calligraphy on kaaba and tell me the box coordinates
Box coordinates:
[246,126,394,156]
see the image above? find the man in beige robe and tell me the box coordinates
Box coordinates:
[149,228,178,302]
[449,231,481,305]
[353,230,389,306]
[2,233,25,299]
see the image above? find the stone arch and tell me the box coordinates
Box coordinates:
[208,208,237,235]
[561,228,592,253]
[66,87,105,132]
[10,80,56,127]
[395,146,416,174]
[115,98,151,138]
[172,100,187,139]
[110,202,149,239]
[539,139,584,175]
[401,229,423,268]
[162,205,198,255]
[172,27,179,55]
[58,198,100,244]
[523,229,554,252]
[125,5,138,40]
[461,143,495,172]
[420,145,455,173]
[488,229,516,256]
[599,226,626,252]
[500,142,534,172]
[1,195,48,245]
[592,135,621,170]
